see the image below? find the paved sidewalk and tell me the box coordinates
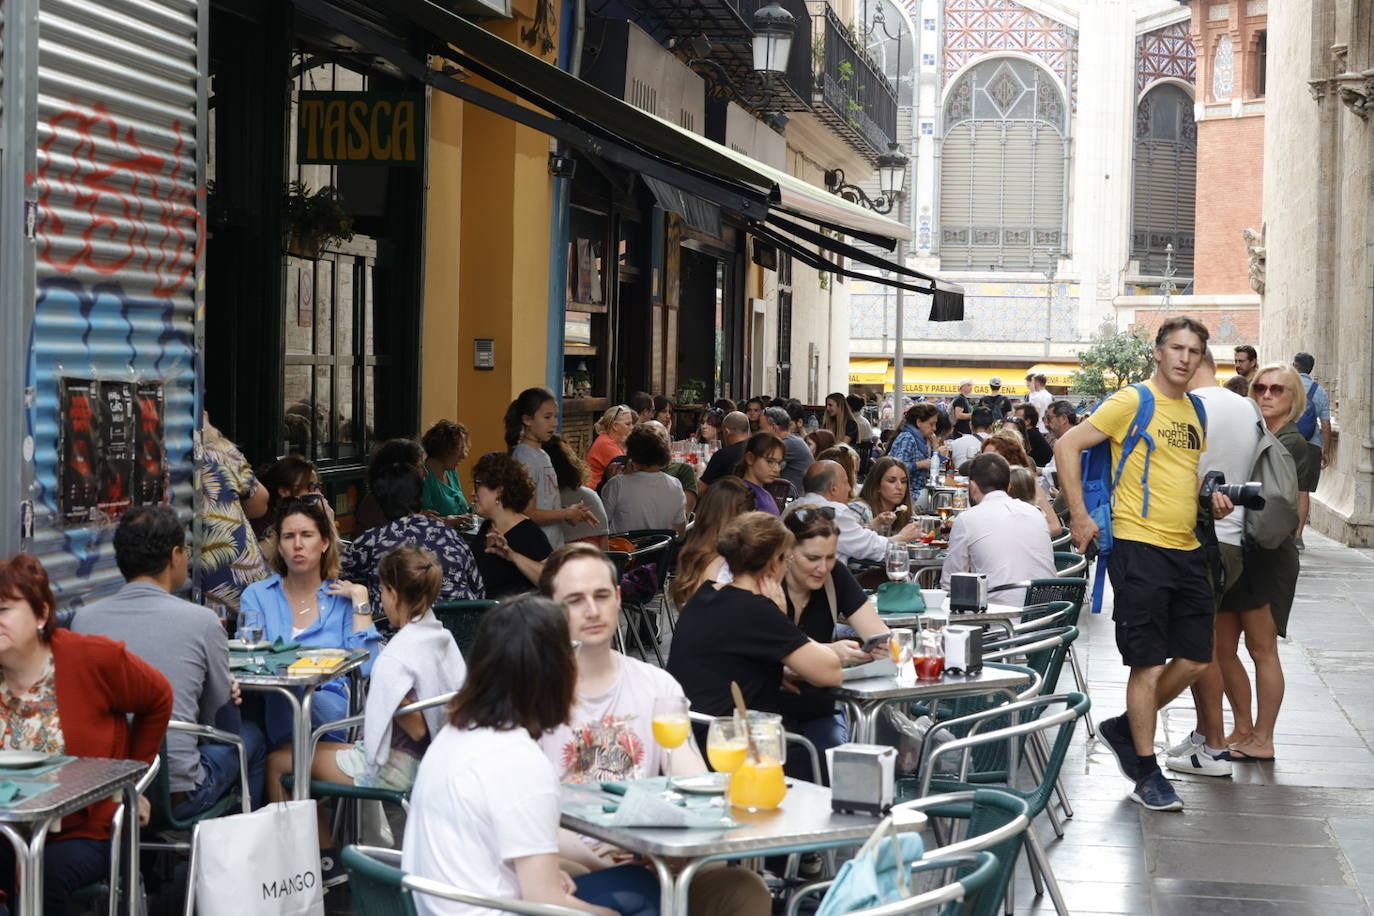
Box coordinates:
[1017,530,1374,915]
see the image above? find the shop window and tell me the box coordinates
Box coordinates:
[939,57,1068,271]
[1130,83,1197,277]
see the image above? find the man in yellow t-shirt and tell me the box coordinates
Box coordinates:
[1052,317,1235,814]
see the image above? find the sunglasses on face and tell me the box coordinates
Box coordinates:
[1253,383,1287,397]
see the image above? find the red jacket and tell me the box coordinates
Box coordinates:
[49,628,173,841]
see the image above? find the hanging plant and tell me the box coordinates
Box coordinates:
[283,181,354,258]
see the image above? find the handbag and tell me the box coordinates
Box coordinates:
[815,814,925,916]
[192,800,325,916]
[874,580,926,615]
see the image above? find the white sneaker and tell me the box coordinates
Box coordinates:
[1165,748,1232,777]
[1164,731,1203,758]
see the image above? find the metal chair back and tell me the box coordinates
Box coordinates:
[342,845,418,916]
[1052,552,1087,577]
[433,599,499,656]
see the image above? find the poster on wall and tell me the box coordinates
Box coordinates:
[133,382,167,508]
[58,377,167,527]
[58,378,102,526]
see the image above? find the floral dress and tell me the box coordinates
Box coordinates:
[888,423,932,492]
[196,426,271,621]
[0,655,64,753]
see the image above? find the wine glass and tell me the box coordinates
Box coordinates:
[651,696,691,782]
[236,608,265,647]
[885,542,910,583]
[890,628,915,683]
[705,716,748,776]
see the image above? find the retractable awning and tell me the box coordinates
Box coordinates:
[293,0,961,314]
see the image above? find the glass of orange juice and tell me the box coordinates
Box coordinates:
[728,712,787,811]
[706,716,748,774]
[651,696,691,779]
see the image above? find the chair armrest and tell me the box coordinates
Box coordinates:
[309,691,459,751]
[783,880,834,916]
[135,755,161,796]
[402,876,588,916]
[918,697,1081,796]
[167,720,251,813]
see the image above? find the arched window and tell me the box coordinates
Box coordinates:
[939,57,1067,272]
[1130,83,1196,277]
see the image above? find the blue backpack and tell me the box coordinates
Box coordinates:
[1081,383,1207,613]
[1296,380,1319,439]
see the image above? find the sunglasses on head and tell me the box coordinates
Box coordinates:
[788,506,836,526]
[1253,383,1287,396]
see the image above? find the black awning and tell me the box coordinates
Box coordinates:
[642,176,722,237]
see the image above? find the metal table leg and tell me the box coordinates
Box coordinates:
[648,854,678,916]
[262,684,317,801]
[0,818,54,916]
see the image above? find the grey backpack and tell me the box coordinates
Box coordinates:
[1243,403,1300,549]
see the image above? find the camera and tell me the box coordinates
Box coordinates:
[1199,471,1266,511]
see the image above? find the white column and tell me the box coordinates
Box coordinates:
[912,0,941,264]
[1066,1,1139,336]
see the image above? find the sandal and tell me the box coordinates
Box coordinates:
[1227,745,1275,763]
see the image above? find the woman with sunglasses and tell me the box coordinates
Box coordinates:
[667,513,842,766]
[587,404,633,489]
[777,506,891,774]
[1213,364,1311,764]
[734,432,786,515]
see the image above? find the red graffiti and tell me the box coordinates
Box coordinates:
[31,102,204,299]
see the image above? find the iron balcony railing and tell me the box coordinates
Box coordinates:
[811,4,897,158]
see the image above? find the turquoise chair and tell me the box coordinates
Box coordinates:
[433,600,497,657]
[343,844,587,915]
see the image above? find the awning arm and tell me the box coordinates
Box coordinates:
[751,223,964,321]
[291,0,772,218]
[766,212,958,290]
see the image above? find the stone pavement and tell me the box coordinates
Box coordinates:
[1016,530,1374,915]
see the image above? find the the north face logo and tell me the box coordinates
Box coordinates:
[1159,421,1201,451]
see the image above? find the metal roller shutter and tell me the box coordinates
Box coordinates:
[26,0,204,610]
[1131,84,1197,276]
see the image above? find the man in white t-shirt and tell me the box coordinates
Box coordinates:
[1026,372,1053,433]
[1164,351,1262,779]
[538,544,770,916]
[949,408,993,472]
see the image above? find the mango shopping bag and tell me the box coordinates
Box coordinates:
[191,800,325,916]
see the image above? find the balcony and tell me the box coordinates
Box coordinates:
[807,5,897,159]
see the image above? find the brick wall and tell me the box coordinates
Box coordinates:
[1193,114,1264,294]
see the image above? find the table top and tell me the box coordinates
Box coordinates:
[0,757,145,824]
[560,780,910,859]
[233,649,368,688]
[878,601,1025,628]
[829,664,1032,702]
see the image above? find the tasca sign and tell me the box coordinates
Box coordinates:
[297,91,423,166]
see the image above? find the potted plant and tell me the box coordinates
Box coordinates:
[282,181,354,258]
[676,378,707,406]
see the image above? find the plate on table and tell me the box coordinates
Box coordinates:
[670,773,730,795]
[0,751,51,768]
[228,639,272,651]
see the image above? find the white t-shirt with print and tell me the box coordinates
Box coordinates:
[513,444,565,549]
[403,725,560,915]
[538,654,690,783]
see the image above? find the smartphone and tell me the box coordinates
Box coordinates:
[862,633,893,653]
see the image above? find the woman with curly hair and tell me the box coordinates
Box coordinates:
[471,452,555,598]
[421,419,472,521]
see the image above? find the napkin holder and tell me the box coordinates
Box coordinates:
[943,625,983,674]
[948,572,988,611]
[827,744,895,815]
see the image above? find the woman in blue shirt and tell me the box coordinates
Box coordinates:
[240,499,383,747]
[887,403,942,493]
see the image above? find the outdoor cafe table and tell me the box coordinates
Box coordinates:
[830,666,1034,744]
[560,779,925,916]
[233,648,369,801]
[0,757,146,916]
[878,601,1027,636]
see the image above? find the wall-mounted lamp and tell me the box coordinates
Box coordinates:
[824,143,908,213]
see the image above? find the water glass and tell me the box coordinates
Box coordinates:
[886,543,910,583]
[237,608,265,646]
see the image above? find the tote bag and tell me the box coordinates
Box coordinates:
[192,800,325,916]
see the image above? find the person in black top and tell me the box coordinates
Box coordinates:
[470,452,554,598]
[1015,403,1055,467]
[700,411,752,488]
[980,377,1012,419]
[666,512,842,754]
[822,393,859,445]
[777,506,891,774]
[951,380,974,436]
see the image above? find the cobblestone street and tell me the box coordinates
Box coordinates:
[1019,531,1374,914]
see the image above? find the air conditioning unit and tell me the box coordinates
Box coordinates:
[580,20,705,134]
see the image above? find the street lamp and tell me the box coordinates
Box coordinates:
[752,3,796,75]
[824,144,908,214]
